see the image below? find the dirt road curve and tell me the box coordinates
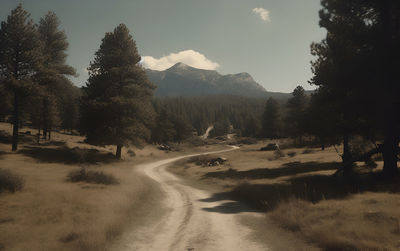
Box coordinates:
[115,146,267,251]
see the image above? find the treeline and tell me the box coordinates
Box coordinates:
[151,93,307,141]
[152,96,266,140]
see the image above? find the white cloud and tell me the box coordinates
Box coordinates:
[141,50,220,71]
[252,7,270,22]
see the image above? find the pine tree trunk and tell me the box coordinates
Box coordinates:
[382,134,398,176]
[43,98,48,139]
[116,144,122,159]
[11,91,19,151]
[381,0,399,177]
[37,127,40,144]
[342,133,353,175]
[382,102,399,176]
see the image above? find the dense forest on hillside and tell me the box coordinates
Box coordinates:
[152,96,266,137]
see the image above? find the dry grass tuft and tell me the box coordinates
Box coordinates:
[68,168,119,185]
[0,169,24,192]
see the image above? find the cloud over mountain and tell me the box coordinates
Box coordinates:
[141,50,220,71]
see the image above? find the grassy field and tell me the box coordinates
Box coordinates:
[0,122,223,251]
[168,139,400,250]
[2,122,400,250]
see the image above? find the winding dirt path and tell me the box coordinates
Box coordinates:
[114,146,268,251]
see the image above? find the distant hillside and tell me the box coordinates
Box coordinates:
[145,63,292,99]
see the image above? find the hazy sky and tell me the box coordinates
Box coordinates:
[1,0,326,93]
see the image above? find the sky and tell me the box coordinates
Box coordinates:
[0,0,326,93]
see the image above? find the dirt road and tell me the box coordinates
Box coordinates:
[114,146,267,251]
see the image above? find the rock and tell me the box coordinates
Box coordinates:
[158,144,171,151]
[207,157,228,166]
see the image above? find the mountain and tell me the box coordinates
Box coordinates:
[145,62,290,99]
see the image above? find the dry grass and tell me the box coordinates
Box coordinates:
[168,140,400,250]
[270,194,400,250]
[0,145,154,251]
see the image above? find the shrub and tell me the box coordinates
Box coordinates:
[0,169,24,192]
[187,155,214,166]
[127,149,136,157]
[236,137,257,145]
[274,149,285,159]
[287,151,297,157]
[68,168,119,185]
[302,149,315,154]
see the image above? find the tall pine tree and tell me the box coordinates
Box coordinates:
[37,11,76,140]
[0,4,42,151]
[262,97,280,139]
[81,24,155,158]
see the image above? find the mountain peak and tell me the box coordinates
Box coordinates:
[168,62,190,71]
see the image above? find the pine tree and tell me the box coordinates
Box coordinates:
[37,11,76,140]
[58,78,81,134]
[261,97,280,139]
[0,4,42,151]
[172,114,193,143]
[285,86,308,143]
[81,24,155,158]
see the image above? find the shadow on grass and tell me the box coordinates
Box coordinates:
[40,141,66,147]
[200,172,400,214]
[203,161,340,180]
[0,130,36,144]
[19,146,117,164]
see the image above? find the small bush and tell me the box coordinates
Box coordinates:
[0,169,24,193]
[70,147,115,163]
[236,137,257,145]
[287,151,297,157]
[302,149,315,154]
[260,143,279,151]
[59,232,80,243]
[274,149,285,159]
[68,168,119,185]
[127,149,136,157]
[188,155,214,166]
